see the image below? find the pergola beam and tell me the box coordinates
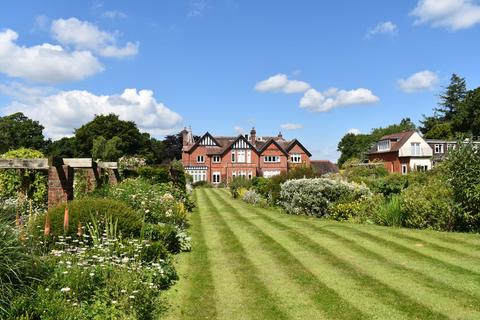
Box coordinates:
[0,158,49,169]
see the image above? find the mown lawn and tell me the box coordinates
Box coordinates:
[164,188,480,320]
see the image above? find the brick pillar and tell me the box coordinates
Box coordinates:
[48,165,74,209]
[107,169,120,185]
[86,165,101,192]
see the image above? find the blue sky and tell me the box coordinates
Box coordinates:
[1,0,479,161]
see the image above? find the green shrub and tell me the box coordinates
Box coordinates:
[0,219,42,317]
[370,173,409,197]
[30,198,143,239]
[192,180,213,188]
[102,179,191,228]
[279,178,371,217]
[444,142,480,231]
[242,189,268,208]
[399,178,460,231]
[143,224,191,253]
[329,194,383,222]
[229,177,252,198]
[138,166,171,184]
[342,159,389,182]
[374,195,405,227]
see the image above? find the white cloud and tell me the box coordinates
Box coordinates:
[234,126,244,135]
[0,29,103,83]
[300,88,379,112]
[397,70,439,93]
[51,18,139,58]
[411,0,480,30]
[255,73,310,94]
[347,128,361,135]
[280,123,303,130]
[4,88,182,139]
[102,10,127,19]
[366,21,398,37]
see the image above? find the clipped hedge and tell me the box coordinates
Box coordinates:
[31,198,143,238]
[279,178,371,217]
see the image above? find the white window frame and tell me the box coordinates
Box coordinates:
[237,150,246,163]
[377,140,390,152]
[212,172,221,184]
[401,164,407,175]
[264,155,280,163]
[434,144,444,154]
[411,142,421,156]
[247,150,251,164]
[212,155,221,163]
[197,155,205,163]
[187,169,207,183]
[231,151,235,162]
[290,153,301,163]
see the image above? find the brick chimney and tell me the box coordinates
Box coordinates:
[181,126,194,148]
[250,127,256,144]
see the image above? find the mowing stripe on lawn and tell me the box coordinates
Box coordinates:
[330,224,480,276]
[206,190,367,320]
[285,217,480,312]
[206,192,333,320]
[211,189,448,320]
[168,191,217,319]
[195,189,254,320]
[386,229,480,260]
[199,188,289,320]
[426,232,480,250]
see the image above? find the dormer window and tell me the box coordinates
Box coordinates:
[377,140,390,152]
[197,155,205,163]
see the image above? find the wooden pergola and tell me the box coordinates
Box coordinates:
[0,158,120,208]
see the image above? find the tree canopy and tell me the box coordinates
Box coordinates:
[0,112,48,154]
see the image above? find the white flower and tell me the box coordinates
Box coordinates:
[89,272,95,276]
[61,287,71,292]
[129,295,135,299]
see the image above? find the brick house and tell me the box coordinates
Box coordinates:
[181,127,311,184]
[367,131,433,175]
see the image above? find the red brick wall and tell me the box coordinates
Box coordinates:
[181,138,312,181]
[259,143,288,172]
[288,144,311,168]
[48,165,74,209]
[368,152,410,174]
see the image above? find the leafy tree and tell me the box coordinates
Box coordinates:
[0,113,47,154]
[47,137,77,158]
[452,87,480,136]
[162,132,200,163]
[92,136,123,161]
[423,122,454,140]
[436,74,467,121]
[421,74,468,138]
[337,134,373,166]
[74,114,151,159]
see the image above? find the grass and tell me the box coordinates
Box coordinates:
[164,188,480,320]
